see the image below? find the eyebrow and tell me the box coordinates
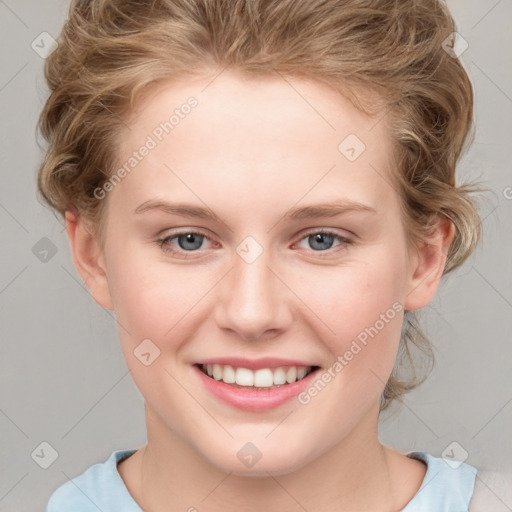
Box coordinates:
[134,199,377,221]
[283,200,377,220]
[134,200,222,221]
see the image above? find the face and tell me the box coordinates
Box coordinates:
[74,70,443,476]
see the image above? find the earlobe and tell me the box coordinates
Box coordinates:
[65,210,114,310]
[404,217,455,311]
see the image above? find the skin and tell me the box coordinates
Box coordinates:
[65,69,454,511]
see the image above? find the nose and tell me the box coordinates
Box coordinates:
[214,247,293,342]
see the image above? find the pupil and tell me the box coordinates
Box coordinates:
[311,233,333,250]
[179,233,202,250]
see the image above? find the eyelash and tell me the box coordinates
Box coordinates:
[157,228,354,258]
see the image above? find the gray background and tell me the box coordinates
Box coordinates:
[0,0,511,510]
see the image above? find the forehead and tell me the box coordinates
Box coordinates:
[112,71,398,219]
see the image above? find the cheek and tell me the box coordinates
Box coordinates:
[295,256,406,344]
[292,267,405,422]
[104,237,226,369]
[290,254,407,401]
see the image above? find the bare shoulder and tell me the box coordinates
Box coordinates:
[384,446,427,478]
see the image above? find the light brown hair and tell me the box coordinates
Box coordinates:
[37,0,482,411]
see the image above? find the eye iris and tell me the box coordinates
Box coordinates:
[178,233,203,250]
[309,233,334,251]
[169,232,340,252]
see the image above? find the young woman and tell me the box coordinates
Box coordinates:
[38,1,484,510]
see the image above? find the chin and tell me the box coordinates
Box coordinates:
[197,437,317,477]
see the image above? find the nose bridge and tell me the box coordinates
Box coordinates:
[215,238,289,340]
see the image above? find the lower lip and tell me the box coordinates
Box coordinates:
[193,365,320,412]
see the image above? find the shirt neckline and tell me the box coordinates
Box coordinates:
[110,449,475,511]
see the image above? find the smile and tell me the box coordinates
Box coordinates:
[198,363,316,389]
[193,361,321,411]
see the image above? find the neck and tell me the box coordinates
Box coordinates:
[126,403,423,512]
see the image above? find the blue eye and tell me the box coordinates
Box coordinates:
[172,232,204,251]
[297,230,353,254]
[158,231,209,256]
[157,229,353,258]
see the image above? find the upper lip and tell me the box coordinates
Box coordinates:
[195,357,318,371]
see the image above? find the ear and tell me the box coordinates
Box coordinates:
[404,216,455,311]
[65,210,114,310]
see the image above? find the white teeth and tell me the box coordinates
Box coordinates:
[296,367,308,380]
[200,364,314,387]
[254,369,274,388]
[235,367,254,386]
[222,364,236,383]
[286,366,297,384]
[273,367,287,385]
[213,364,223,380]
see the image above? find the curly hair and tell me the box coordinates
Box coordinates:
[36,0,482,411]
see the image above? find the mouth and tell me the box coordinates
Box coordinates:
[195,363,320,390]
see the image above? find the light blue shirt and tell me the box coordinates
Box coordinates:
[47,449,477,511]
